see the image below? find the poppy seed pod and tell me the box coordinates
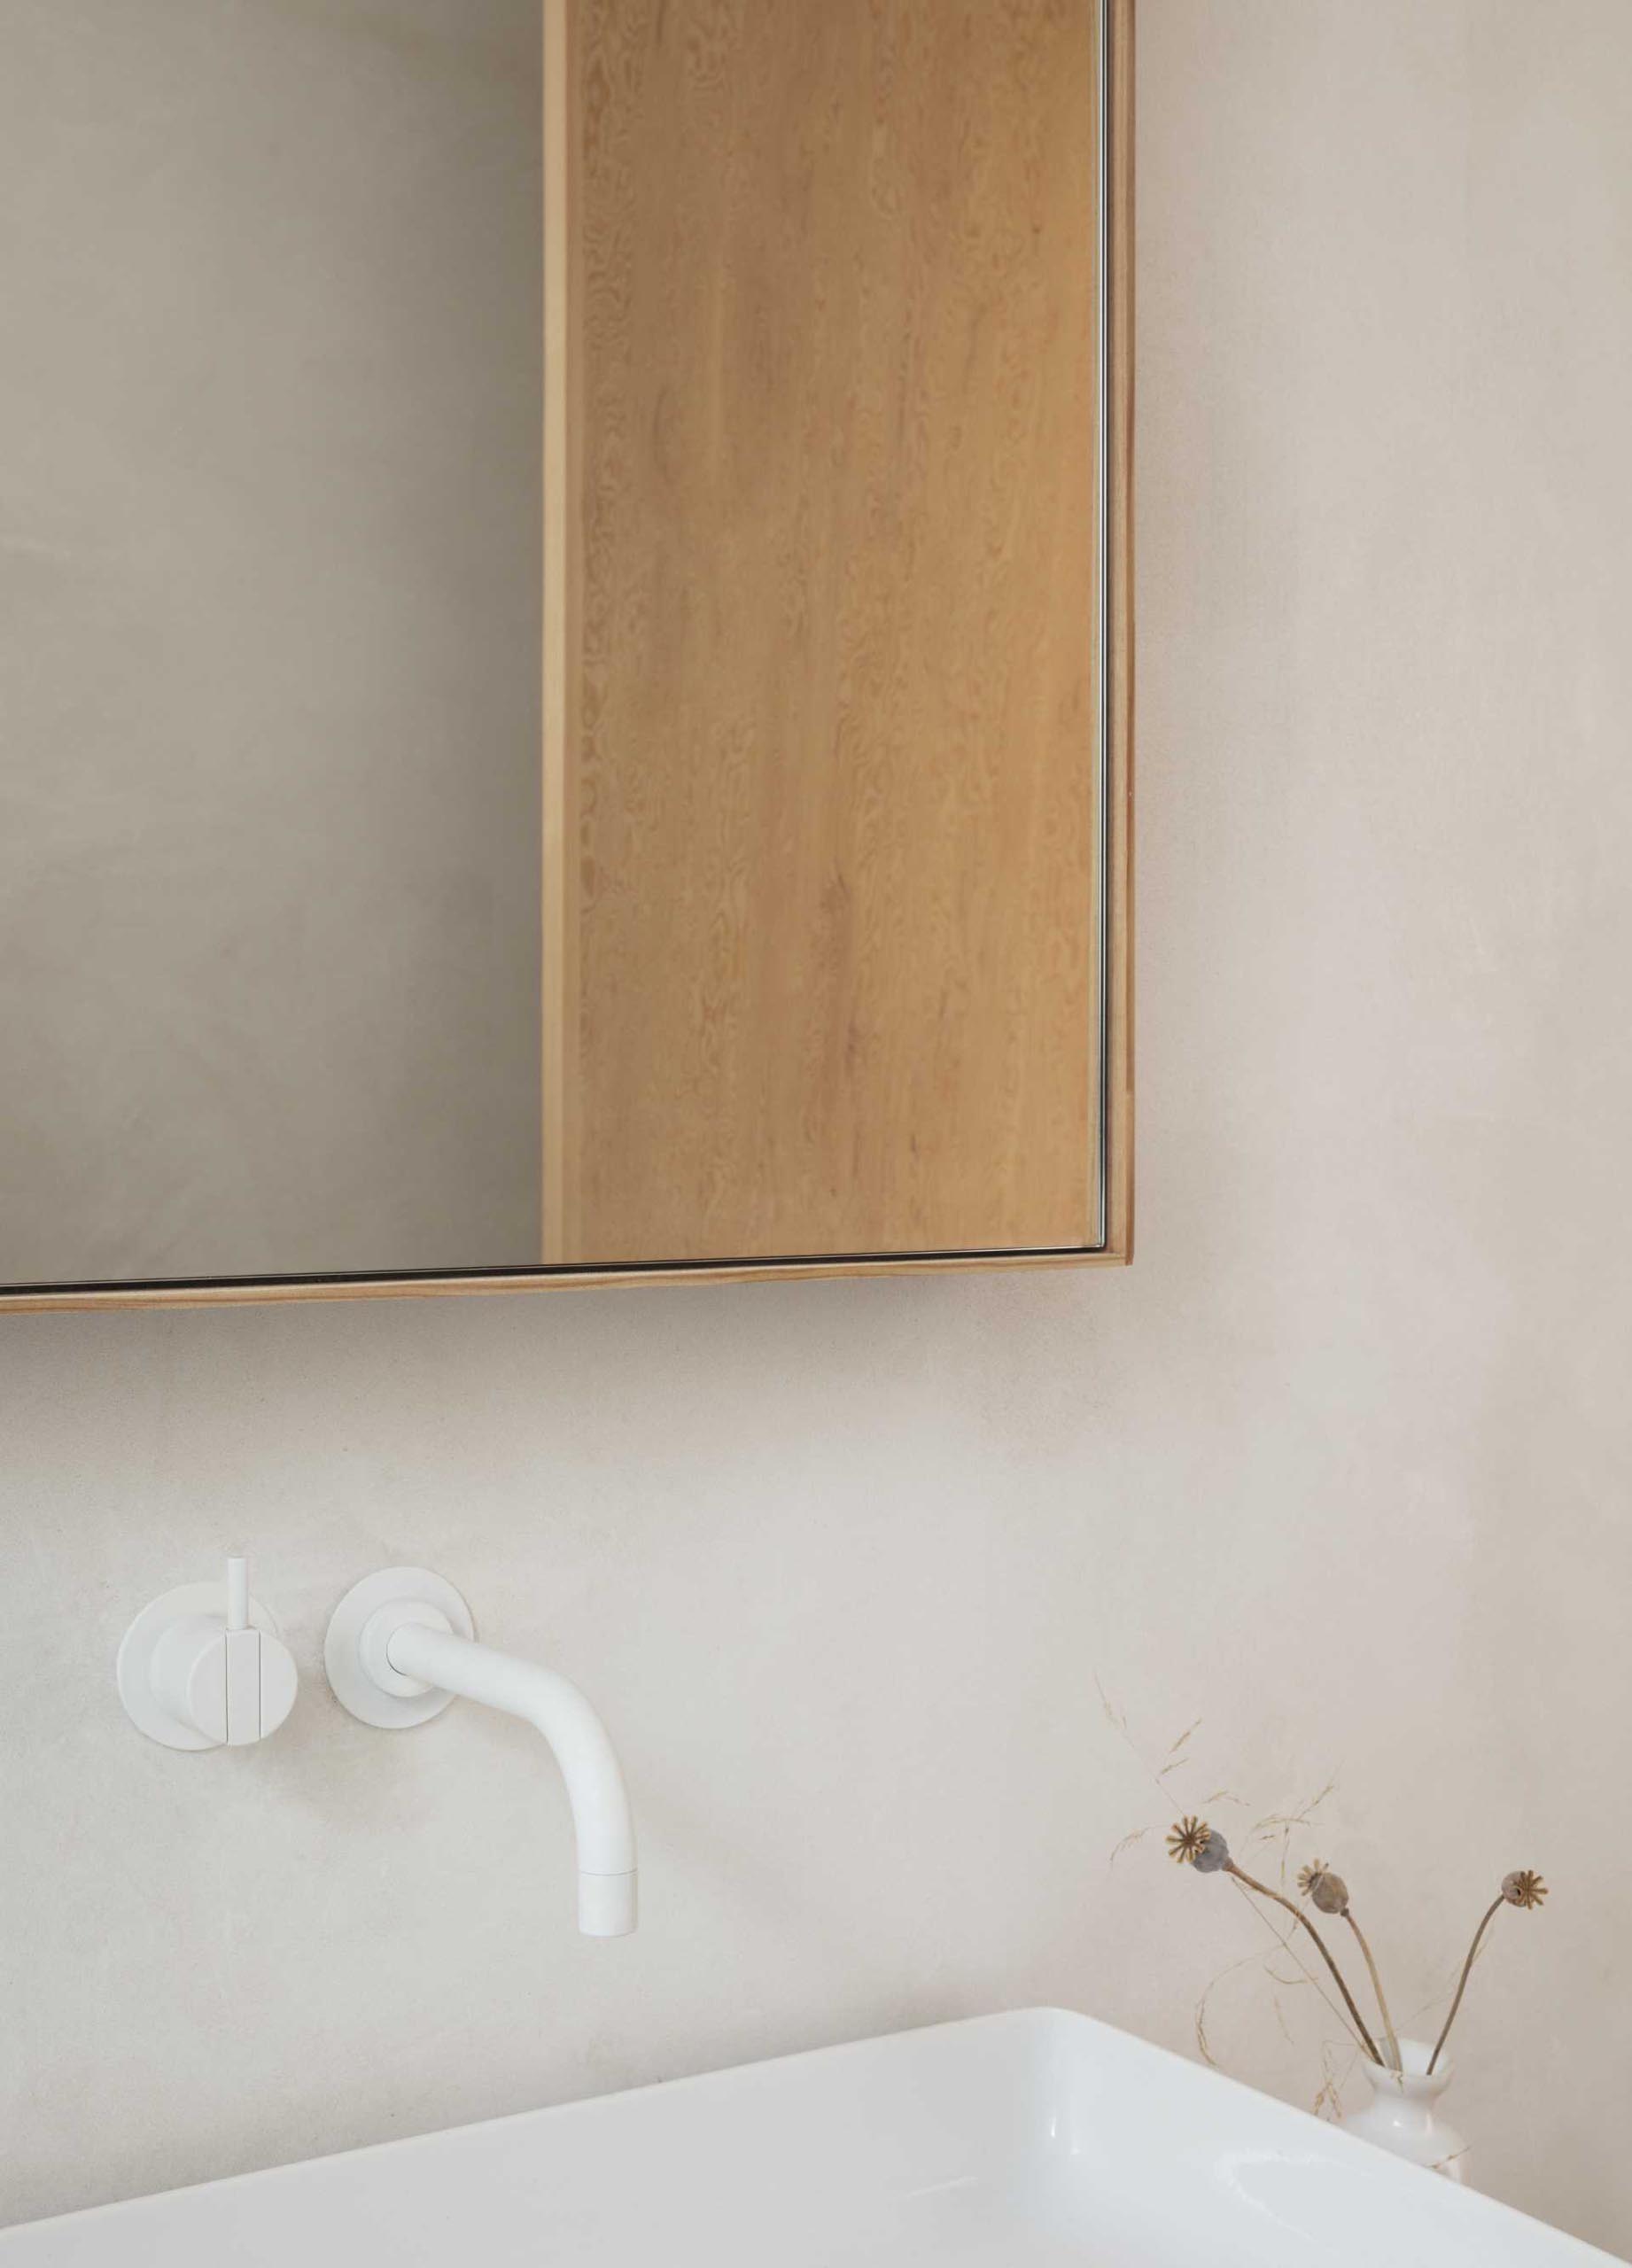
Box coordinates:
[1502,1869,1548,1910]
[1298,1861,1349,1915]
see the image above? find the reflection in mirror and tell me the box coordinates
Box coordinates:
[0,1,543,1285]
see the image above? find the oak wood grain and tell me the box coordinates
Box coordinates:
[562,0,1105,1263]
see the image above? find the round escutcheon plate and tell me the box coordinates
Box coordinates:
[324,1566,476,1729]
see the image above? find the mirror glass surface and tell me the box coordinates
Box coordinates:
[3,0,544,1286]
[1,0,1108,1294]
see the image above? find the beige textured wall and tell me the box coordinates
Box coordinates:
[0,0,540,1283]
[4,0,1631,2255]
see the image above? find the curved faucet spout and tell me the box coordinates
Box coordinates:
[385,1619,637,1938]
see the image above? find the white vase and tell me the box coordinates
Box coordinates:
[1343,2038,1468,2183]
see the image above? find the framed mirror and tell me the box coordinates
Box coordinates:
[1,0,1131,1309]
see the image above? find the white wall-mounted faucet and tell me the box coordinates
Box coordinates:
[324,1568,637,1938]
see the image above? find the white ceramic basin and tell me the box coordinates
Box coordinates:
[2,2008,1617,2264]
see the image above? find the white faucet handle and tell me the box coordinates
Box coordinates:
[117,1564,299,1751]
[223,1618,299,1746]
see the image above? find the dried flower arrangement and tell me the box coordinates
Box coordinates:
[1168,1818,1548,2076]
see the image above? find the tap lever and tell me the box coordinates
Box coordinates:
[117,1557,299,1752]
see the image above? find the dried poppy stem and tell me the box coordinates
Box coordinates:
[1428,1871,1548,2076]
[1343,1913,1402,2073]
[1427,1898,1502,2076]
[1223,1862,1383,2066]
[1300,1864,1399,2070]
